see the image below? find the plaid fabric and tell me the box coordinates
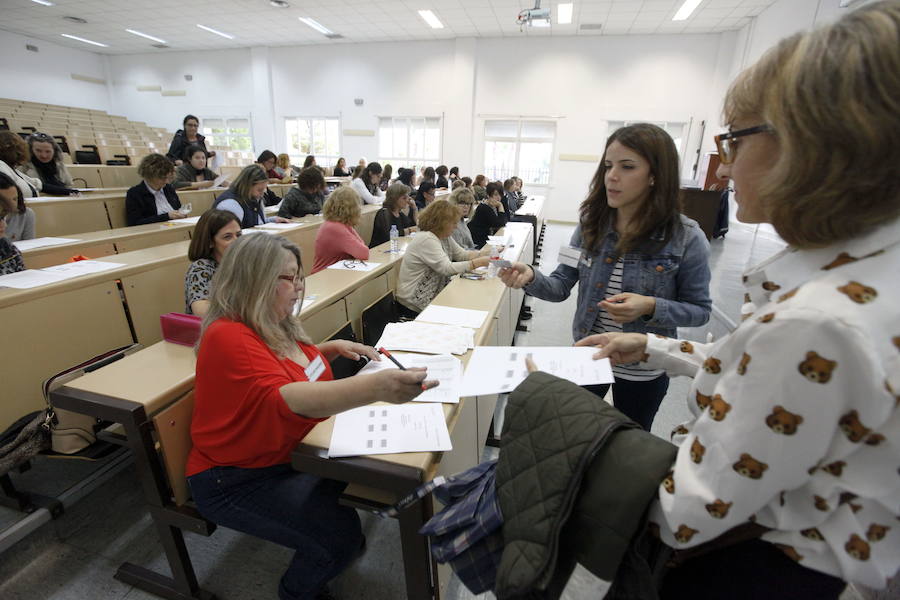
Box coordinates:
[419,460,504,594]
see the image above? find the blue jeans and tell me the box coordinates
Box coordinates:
[584,374,670,431]
[187,464,362,600]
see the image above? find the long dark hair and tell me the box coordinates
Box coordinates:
[580,123,681,254]
[188,209,241,261]
[416,180,435,206]
[0,172,26,214]
[361,161,383,194]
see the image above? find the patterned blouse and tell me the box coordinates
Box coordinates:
[184,258,217,314]
[644,218,900,589]
[0,239,25,276]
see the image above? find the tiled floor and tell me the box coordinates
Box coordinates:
[0,205,879,599]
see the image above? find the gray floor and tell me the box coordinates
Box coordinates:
[0,205,879,599]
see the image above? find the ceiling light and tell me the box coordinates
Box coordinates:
[418,10,444,29]
[196,24,235,40]
[270,0,290,7]
[558,3,573,25]
[31,0,54,6]
[531,18,551,28]
[673,0,704,21]
[298,17,334,36]
[60,33,108,47]
[126,29,166,44]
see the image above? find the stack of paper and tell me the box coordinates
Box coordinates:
[0,260,125,289]
[256,222,299,230]
[0,269,69,289]
[328,404,452,457]
[357,354,462,404]
[460,346,614,396]
[416,305,488,329]
[376,321,475,355]
[176,216,202,225]
[13,237,80,251]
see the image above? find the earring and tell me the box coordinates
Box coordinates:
[649,178,655,186]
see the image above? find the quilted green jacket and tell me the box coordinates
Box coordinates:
[495,372,678,599]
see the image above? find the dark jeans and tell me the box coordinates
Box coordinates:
[584,374,669,431]
[187,464,362,600]
[661,539,846,599]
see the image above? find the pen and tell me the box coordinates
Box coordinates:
[378,347,429,392]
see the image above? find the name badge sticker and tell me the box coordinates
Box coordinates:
[557,246,581,269]
[306,355,326,382]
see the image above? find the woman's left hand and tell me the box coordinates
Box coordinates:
[273,216,291,223]
[325,340,380,362]
[598,293,656,323]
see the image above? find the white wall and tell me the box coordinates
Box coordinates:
[0,30,111,111]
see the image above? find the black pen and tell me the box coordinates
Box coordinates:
[378,347,406,370]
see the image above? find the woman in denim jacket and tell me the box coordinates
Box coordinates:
[500,123,711,429]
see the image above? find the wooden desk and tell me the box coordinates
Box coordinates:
[28,194,114,236]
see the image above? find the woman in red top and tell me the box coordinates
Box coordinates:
[187,233,436,600]
[311,186,370,273]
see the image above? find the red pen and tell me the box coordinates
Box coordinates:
[378,347,428,391]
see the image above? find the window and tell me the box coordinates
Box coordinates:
[378,117,442,170]
[608,120,688,161]
[285,117,340,167]
[201,117,252,152]
[483,120,554,185]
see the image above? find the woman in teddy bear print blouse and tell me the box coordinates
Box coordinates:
[581,3,900,598]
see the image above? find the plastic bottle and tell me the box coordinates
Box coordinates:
[389,224,399,253]
[486,244,501,279]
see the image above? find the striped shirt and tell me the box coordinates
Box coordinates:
[590,258,664,381]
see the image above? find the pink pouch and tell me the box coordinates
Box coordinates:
[160,313,202,346]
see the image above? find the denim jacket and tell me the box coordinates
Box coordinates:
[526,215,712,342]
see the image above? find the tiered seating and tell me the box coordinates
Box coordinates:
[0,98,254,168]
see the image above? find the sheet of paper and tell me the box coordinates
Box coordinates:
[240,228,278,235]
[256,222,299,230]
[416,305,488,330]
[328,403,452,457]
[357,354,462,404]
[0,269,69,289]
[376,321,475,356]
[460,346,614,396]
[175,216,202,225]
[293,294,318,316]
[13,237,81,251]
[326,261,382,272]
[212,173,228,188]
[41,260,124,277]
[486,235,509,247]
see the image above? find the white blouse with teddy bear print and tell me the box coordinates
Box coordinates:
[642,217,900,589]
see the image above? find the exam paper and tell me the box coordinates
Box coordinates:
[240,228,278,235]
[212,173,228,188]
[41,260,124,278]
[376,321,475,356]
[256,222,299,230]
[326,261,382,272]
[416,305,488,330]
[176,216,202,225]
[460,346,614,396]
[328,403,452,457]
[13,237,80,251]
[0,269,69,289]
[358,354,462,404]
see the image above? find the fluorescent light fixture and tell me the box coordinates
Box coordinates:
[31,0,54,6]
[298,17,334,36]
[532,18,551,28]
[196,24,235,39]
[126,29,166,44]
[60,34,108,48]
[673,0,704,21]
[418,10,444,29]
[558,3,573,25]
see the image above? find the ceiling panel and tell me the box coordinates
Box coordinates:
[0,0,775,54]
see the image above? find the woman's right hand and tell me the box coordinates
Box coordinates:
[471,256,491,269]
[575,332,648,364]
[168,211,186,220]
[374,367,439,404]
[498,262,534,288]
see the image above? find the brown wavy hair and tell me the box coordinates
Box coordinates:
[723,1,900,247]
[579,123,681,254]
[0,131,28,167]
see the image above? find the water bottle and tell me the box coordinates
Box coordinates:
[487,245,501,279]
[389,224,399,253]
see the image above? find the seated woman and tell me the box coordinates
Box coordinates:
[0,173,29,273]
[414,180,436,210]
[370,182,417,248]
[276,153,297,179]
[472,174,488,201]
[184,209,242,316]
[174,145,221,190]
[278,167,326,219]
[332,157,350,177]
[396,167,416,192]
[467,181,508,248]
[125,154,186,226]
[166,114,213,165]
[451,180,465,191]
[448,166,460,183]
[531,5,899,597]
[303,155,316,170]
[258,150,289,183]
[213,165,288,229]
[396,200,492,316]
[0,131,72,199]
[435,165,449,189]
[0,170,34,242]
[22,132,78,194]
[187,232,435,600]
[312,187,370,273]
[461,176,472,188]
[379,163,393,192]
[447,187,476,250]
[350,162,385,205]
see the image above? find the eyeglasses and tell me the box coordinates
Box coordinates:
[714,124,775,164]
[341,260,366,269]
[277,274,303,286]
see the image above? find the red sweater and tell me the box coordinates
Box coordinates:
[186,319,332,476]
[312,220,370,274]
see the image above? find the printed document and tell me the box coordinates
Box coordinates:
[358,353,462,404]
[328,404,452,457]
